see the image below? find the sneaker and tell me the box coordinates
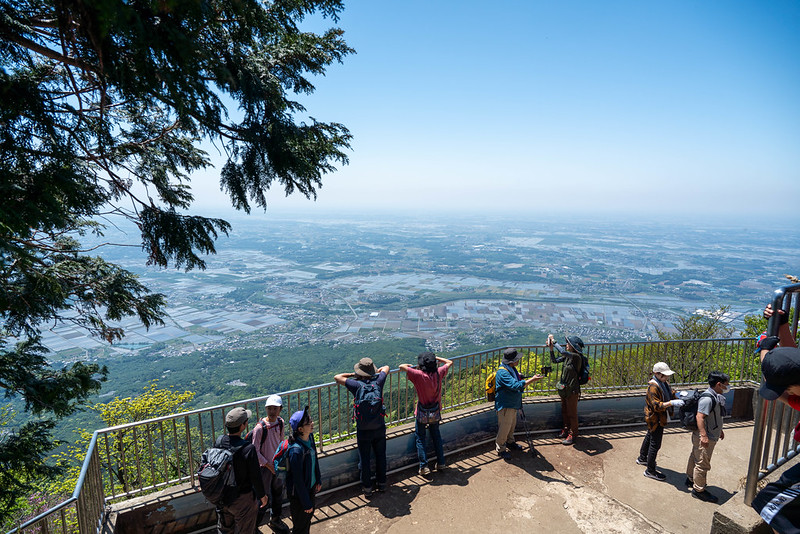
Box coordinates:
[557,428,569,439]
[363,487,373,498]
[684,477,694,488]
[635,457,647,466]
[499,450,512,460]
[691,489,719,503]
[418,466,431,476]
[562,433,574,446]
[268,517,290,534]
[643,470,667,481]
[376,483,387,492]
[506,442,524,451]
[434,462,447,471]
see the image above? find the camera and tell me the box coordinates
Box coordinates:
[540,365,552,377]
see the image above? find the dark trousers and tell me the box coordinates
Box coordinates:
[415,420,445,469]
[216,490,257,534]
[638,425,665,473]
[289,494,315,534]
[356,427,387,489]
[560,393,579,436]
[256,466,284,523]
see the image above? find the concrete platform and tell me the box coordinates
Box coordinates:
[274,421,764,534]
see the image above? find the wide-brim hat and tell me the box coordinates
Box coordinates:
[565,335,585,354]
[502,348,522,364]
[760,347,800,401]
[652,362,675,376]
[354,357,377,377]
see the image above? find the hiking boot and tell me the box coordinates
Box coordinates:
[562,433,574,446]
[363,487,373,498]
[268,517,290,534]
[557,428,569,439]
[635,457,647,466]
[499,450,512,460]
[418,466,431,476]
[691,489,719,503]
[684,477,694,488]
[643,470,667,481]
[506,442,524,451]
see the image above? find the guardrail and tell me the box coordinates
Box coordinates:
[12,337,759,534]
[745,283,800,505]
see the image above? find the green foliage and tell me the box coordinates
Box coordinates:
[0,0,352,523]
[48,382,195,500]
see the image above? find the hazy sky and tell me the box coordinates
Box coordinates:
[191,1,800,219]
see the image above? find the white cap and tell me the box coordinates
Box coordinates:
[653,362,675,376]
[265,394,283,407]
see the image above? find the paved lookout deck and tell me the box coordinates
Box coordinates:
[270,421,760,534]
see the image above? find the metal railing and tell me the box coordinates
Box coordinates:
[13,337,759,533]
[745,283,800,505]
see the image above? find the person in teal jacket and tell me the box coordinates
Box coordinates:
[495,348,543,459]
[285,407,321,534]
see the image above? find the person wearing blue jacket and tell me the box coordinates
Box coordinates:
[285,407,322,534]
[495,348,543,460]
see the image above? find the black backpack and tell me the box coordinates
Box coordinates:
[578,353,590,385]
[679,390,717,430]
[352,377,386,430]
[196,441,244,506]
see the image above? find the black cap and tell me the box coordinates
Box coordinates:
[760,347,800,401]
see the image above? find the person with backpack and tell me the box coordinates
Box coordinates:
[248,394,289,533]
[494,348,543,460]
[214,407,267,534]
[547,333,586,445]
[399,352,453,475]
[685,371,729,503]
[284,406,322,534]
[334,357,390,497]
[636,362,685,481]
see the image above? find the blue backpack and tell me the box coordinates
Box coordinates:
[352,378,386,430]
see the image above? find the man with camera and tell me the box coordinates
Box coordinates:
[494,348,543,460]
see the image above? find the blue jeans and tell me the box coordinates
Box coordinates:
[356,427,387,489]
[415,420,445,469]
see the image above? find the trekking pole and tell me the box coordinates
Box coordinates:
[518,407,537,456]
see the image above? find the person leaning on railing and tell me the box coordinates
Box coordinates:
[752,306,800,534]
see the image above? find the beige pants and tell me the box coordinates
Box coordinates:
[686,431,718,491]
[495,408,518,452]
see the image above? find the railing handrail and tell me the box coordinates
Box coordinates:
[12,336,759,534]
[95,338,756,433]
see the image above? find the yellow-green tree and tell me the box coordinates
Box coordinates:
[49,382,195,497]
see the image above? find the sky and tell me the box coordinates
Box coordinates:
[190,1,800,220]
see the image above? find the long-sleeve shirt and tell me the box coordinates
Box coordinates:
[494,363,526,411]
[550,342,581,397]
[250,417,285,466]
[644,377,676,431]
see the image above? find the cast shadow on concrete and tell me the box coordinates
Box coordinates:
[573,435,613,456]
[509,446,576,486]
[652,467,737,505]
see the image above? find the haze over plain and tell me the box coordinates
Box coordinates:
[188,1,800,221]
